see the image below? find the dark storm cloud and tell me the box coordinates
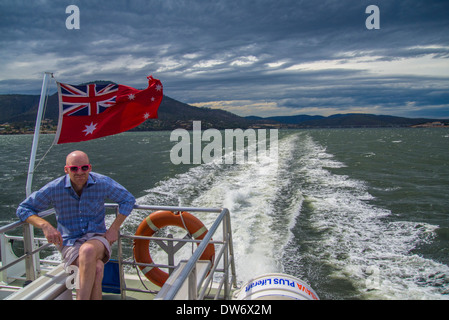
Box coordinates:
[1,0,448,117]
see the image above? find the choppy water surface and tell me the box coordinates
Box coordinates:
[1,128,448,299]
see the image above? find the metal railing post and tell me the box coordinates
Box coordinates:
[223,211,230,299]
[116,206,127,300]
[162,207,227,300]
[226,210,237,288]
[188,264,197,300]
[23,223,37,281]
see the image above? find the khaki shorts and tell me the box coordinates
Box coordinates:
[60,233,111,269]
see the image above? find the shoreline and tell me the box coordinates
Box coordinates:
[1,124,448,136]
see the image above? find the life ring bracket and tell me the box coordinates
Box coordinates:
[133,210,215,287]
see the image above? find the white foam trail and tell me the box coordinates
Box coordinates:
[135,131,449,299]
[296,133,449,299]
[137,133,301,283]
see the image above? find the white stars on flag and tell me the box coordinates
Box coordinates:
[83,122,97,135]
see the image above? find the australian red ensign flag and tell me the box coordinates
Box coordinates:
[54,76,163,144]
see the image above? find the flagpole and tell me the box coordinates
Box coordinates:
[23,72,53,281]
[26,72,53,197]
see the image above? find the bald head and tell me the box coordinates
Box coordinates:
[64,151,92,192]
[66,150,90,166]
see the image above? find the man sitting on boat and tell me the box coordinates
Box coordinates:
[15,150,136,300]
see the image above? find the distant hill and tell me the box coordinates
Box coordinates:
[0,93,59,124]
[247,114,324,124]
[0,91,258,132]
[1,83,447,132]
[138,95,255,130]
[248,113,448,128]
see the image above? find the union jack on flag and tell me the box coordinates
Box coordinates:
[59,83,119,116]
[54,76,163,144]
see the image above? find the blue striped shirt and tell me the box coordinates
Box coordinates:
[16,172,136,246]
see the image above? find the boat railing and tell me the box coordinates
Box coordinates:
[108,204,238,300]
[1,204,238,300]
[0,208,57,284]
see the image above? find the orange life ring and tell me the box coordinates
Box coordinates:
[133,210,215,287]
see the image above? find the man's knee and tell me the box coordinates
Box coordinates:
[78,242,97,262]
[78,240,106,263]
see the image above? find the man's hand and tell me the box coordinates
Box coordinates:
[42,223,63,246]
[104,213,127,245]
[26,215,63,246]
[104,226,119,245]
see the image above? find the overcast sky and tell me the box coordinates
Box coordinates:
[1,0,448,118]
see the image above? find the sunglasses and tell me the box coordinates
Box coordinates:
[65,164,91,172]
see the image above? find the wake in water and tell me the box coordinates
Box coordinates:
[285,133,449,300]
[136,132,300,283]
[134,131,449,299]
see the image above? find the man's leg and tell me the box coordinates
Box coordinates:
[89,259,105,300]
[76,239,106,300]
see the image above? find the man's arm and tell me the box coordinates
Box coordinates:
[104,176,136,215]
[103,176,136,244]
[17,183,63,246]
[26,215,63,246]
[104,213,127,245]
